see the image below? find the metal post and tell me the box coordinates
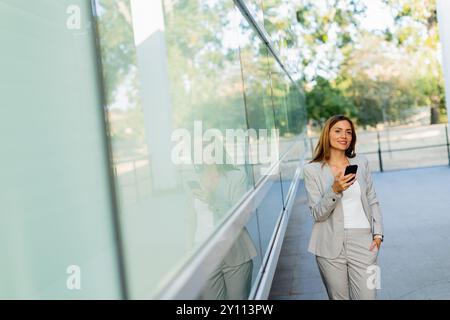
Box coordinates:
[446,124,450,166]
[377,131,384,172]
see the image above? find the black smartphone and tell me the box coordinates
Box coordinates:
[344,164,358,182]
[187,180,201,190]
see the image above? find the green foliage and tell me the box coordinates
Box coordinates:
[95,0,137,107]
[95,0,146,154]
[382,0,446,123]
[298,0,445,126]
[261,0,367,82]
[339,34,419,127]
[163,0,249,131]
[305,77,355,123]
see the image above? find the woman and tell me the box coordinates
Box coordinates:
[303,115,384,300]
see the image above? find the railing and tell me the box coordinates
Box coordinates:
[308,123,450,172]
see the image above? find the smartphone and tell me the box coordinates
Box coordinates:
[187,180,201,190]
[344,164,358,182]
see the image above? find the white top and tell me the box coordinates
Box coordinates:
[342,180,371,229]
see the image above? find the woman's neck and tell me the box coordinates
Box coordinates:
[328,148,348,165]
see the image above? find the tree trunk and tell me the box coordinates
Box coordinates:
[431,106,440,124]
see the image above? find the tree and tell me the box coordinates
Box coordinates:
[305,76,355,124]
[299,0,446,127]
[94,0,146,156]
[338,34,418,127]
[381,0,446,123]
[262,0,367,83]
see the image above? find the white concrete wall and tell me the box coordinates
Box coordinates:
[437,0,450,126]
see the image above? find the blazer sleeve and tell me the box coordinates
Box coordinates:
[363,157,384,236]
[303,164,342,222]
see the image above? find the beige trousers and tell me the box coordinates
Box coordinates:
[199,260,253,300]
[316,228,379,300]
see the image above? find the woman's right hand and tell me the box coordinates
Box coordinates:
[332,172,356,193]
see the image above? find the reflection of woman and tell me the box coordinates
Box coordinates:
[190,164,257,300]
[303,115,384,300]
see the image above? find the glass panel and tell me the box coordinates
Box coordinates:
[0,0,121,299]
[354,129,381,171]
[255,176,284,260]
[381,146,448,171]
[279,141,304,202]
[237,11,278,185]
[355,129,379,154]
[287,83,307,136]
[94,0,255,298]
[363,152,382,172]
[246,212,264,286]
[268,55,291,156]
[243,0,265,26]
[379,124,446,152]
[261,0,299,72]
[197,212,261,300]
[278,76,307,203]
[378,124,449,170]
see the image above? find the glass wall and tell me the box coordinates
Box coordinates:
[237,6,277,185]
[93,0,308,299]
[1,0,307,299]
[262,0,303,79]
[94,0,257,299]
[0,0,122,299]
[243,0,265,26]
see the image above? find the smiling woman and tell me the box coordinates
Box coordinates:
[303,115,384,300]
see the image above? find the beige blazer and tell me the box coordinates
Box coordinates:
[303,154,384,259]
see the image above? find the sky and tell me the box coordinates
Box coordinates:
[360,0,395,31]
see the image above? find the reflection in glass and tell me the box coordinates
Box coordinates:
[267,54,292,155]
[199,234,256,299]
[237,11,278,184]
[2,0,310,300]
[195,164,258,299]
[279,142,303,204]
[164,0,255,247]
[255,176,284,259]
[246,211,263,289]
[243,0,265,26]
[94,0,255,298]
[261,0,302,76]
[277,75,307,203]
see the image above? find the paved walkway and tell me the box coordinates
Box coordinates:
[269,165,450,299]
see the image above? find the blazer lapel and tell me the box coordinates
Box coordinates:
[320,163,334,193]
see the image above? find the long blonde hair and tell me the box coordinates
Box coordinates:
[310,115,356,164]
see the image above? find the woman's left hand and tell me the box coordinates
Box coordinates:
[370,238,382,251]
